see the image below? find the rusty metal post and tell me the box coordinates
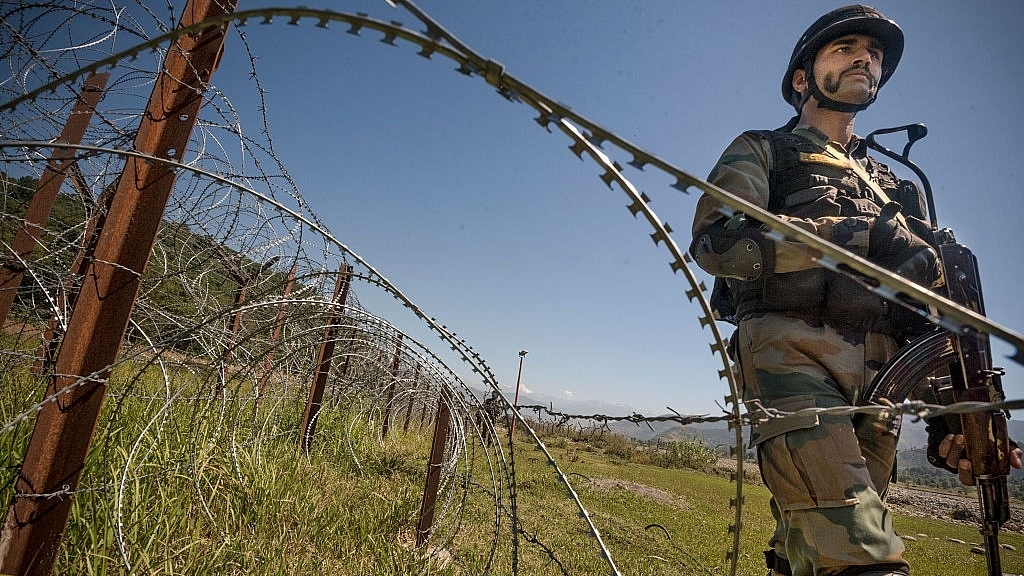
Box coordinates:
[213,244,248,368]
[419,386,431,428]
[225,282,247,357]
[0,3,237,574]
[33,182,116,376]
[380,335,403,437]
[0,72,108,327]
[402,362,421,431]
[299,264,350,454]
[216,251,279,396]
[416,392,451,547]
[335,331,353,393]
[327,326,355,399]
[257,261,298,402]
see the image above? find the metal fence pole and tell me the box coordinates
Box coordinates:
[509,350,528,439]
[257,261,298,402]
[380,335,403,437]
[337,329,354,388]
[33,182,115,376]
[219,249,249,368]
[0,3,237,574]
[403,362,421,431]
[419,387,431,428]
[0,72,108,327]
[299,264,350,454]
[416,392,451,547]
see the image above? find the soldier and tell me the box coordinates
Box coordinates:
[477,389,504,446]
[691,6,937,575]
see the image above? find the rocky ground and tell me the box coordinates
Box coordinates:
[887,483,1024,534]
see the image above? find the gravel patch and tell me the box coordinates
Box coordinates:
[589,477,685,508]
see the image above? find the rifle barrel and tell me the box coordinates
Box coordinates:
[977,475,1008,576]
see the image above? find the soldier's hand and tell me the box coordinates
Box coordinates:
[937,433,1023,486]
[868,203,939,286]
[892,245,939,286]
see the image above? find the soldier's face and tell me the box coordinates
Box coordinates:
[811,33,884,106]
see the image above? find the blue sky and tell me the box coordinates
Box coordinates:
[207,0,1024,416]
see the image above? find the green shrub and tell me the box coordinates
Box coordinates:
[653,438,718,472]
[600,433,637,460]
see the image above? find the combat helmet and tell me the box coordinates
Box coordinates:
[782,5,904,113]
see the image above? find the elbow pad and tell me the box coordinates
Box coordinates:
[690,220,775,281]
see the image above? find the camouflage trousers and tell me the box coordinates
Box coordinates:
[734,313,909,576]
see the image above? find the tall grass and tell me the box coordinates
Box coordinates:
[55,392,448,575]
[1,357,1021,575]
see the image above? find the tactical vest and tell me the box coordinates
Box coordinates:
[720,128,924,334]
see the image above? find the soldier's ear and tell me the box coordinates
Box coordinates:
[792,68,808,98]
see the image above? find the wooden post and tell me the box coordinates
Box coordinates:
[0,3,237,574]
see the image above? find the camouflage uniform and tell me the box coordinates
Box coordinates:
[692,126,911,575]
[478,391,504,446]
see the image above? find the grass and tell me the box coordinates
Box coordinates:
[502,434,772,575]
[495,431,1024,575]
[58,403,440,575]
[1,358,1022,575]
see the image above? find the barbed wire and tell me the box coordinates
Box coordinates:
[521,397,1024,431]
[0,3,520,573]
[519,404,736,429]
[1,2,1020,576]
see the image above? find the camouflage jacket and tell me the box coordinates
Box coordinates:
[691,124,927,333]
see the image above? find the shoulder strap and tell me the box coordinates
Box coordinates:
[742,129,784,211]
[820,142,907,226]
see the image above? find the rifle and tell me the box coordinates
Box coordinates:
[864,124,1012,575]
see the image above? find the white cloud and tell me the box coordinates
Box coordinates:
[563,390,574,398]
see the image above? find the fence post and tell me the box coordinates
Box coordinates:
[257,261,298,402]
[0,3,237,574]
[380,335,403,437]
[416,392,451,547]
[327,326,356,400]
[0,72,108,327]
[299,264,350,454]
[215,247,278,375]
[218,247,248,367]
[419,387,431,428]
[403,362,421,431]
[509,350,528,440]
[33,182,115,376]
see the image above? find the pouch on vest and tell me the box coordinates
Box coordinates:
[710,277,738,325]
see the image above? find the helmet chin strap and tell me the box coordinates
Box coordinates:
[802,67,876,113]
